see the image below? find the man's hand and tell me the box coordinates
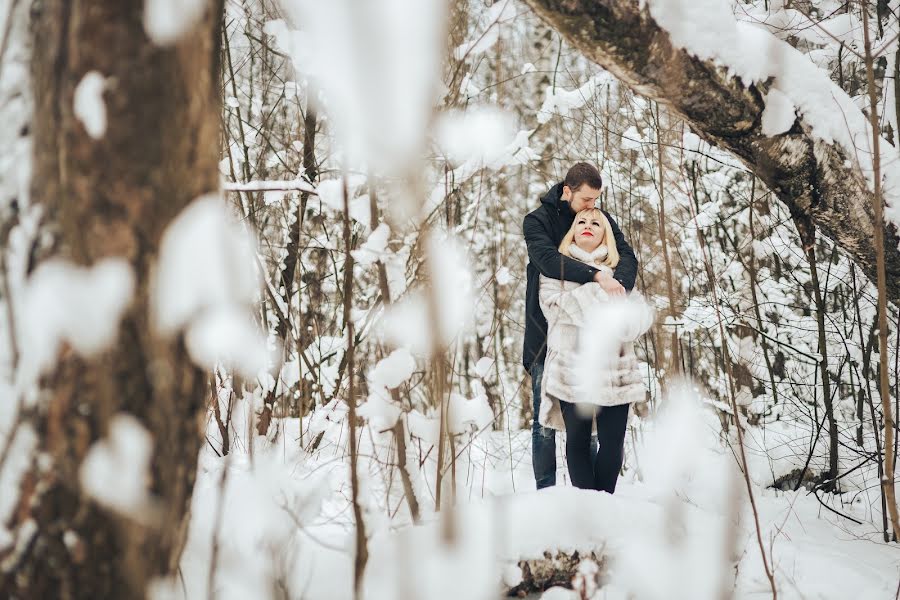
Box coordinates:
[593,270,626,297]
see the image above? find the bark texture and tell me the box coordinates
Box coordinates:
[521,0,900,303]
[1,1,223,597]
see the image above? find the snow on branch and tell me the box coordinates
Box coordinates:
[521,0,900,303]
[223,179,318,194]
[153,194,269,378]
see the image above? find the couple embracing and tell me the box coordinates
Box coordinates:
[523,162,651,493]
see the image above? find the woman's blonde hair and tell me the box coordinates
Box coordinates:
[559,208,619,268]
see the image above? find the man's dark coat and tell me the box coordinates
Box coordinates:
[522,182,638,371]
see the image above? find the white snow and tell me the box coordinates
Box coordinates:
[501,564,523,588]
[153,194,258,335]
[615,385,737,600]
[379,234,473,356]
[538,76,606,125]
[144,0,209,45]
[153,194,268,376]
[682,129,703,153]
[357,392,403,431]
[739,5,861,46]
[222,179,317,194]
[692,199,723,229]
[474,356,495,378]
[365,395,897,600]
[351,223,390,267]
[761,87,795,136]
[314,177,371,227]
[381,294,431,356]
[18,258,134,380]
[300,336,344,397]
[485,128,540,170]
[459,72,482,99]
[426,233,474,345]
[370,347,416,390]
[435,107,516,165]
[419,122,540,221]
[407,408,441,446]
[151,372,900,600]
[447,392,493,435]
[454,27,500,61]
[79,414,154,520]
[73,71,107,139]
[150,442,331,600]
[262,190,284,206]
[184,305,270,379]
[646,0,900,232]
[485,0,516,23]
[647,0,771,84]
[268,0,445,174]
[621,125,647,150]
[541,588,577,600]
[360,348,415,430]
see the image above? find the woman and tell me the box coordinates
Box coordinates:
[538,208,651,493]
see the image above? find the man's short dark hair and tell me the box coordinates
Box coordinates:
[564,162,603,191]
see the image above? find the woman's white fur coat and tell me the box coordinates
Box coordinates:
[538,243,651,431]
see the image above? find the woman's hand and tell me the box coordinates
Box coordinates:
[593,270,626,297]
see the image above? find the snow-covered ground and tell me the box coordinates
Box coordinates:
[153,391,900,600]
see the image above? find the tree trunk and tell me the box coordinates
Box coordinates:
[861,0,900,541]
[746,179,780,408]
[1,1,224,597]
[805,239,839,487]
[342,176,368,599]
[520,0,900,305]
[653,104,681,375]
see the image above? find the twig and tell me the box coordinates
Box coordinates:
[810,487,864,525]
[813,454,877,492]
[861,0,900,542]
[342,174,368,599]
[205,436,222,458]
[0,0,21,76]
[367,180,421,523]
[680,157,778,599]
[793,410,828,492]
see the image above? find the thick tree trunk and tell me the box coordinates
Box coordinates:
[521,0,900,304]
[1,1,224,597]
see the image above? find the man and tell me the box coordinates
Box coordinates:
[523,162,638,489]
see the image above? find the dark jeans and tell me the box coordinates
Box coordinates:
[559,401,630,493]
[530,362,557,489]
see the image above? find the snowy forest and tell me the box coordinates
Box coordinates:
[1,0,900,598]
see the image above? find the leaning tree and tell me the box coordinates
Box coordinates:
[521,0,900,301]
